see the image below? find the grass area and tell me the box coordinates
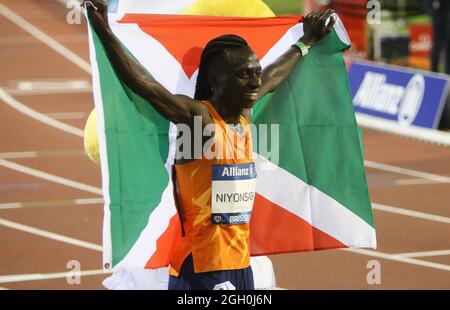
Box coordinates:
[263,0,304,15]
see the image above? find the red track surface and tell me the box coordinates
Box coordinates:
[0,0,449,290]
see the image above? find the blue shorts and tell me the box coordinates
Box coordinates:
[168,254,254,290]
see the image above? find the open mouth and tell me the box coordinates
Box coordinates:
[244,92,259,99]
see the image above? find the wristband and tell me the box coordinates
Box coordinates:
[292,41,310,57]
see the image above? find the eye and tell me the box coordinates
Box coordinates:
[238,71,249,78]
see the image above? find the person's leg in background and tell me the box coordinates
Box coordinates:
[444,3,450,74]
[430,3,446,72]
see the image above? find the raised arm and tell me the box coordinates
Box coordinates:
[257,9,337,98]
[83,0,212,125]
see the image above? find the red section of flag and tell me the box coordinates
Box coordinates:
[118,14,302,78]
[250,194,346,255]
[145,214,181,269]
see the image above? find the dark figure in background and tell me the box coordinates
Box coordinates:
[423,0,450,74]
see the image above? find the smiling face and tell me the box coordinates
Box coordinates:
[209,46,262,110]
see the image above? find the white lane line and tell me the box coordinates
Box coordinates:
[0,34,87,45]
[372,203,450,224]
[365,160,450,184]
[0,218,102,252]
[368,178,440,187]
[0,158,102,195]
[393,178,441,186]
[0,88,84,137]
[3,79,92,96]
[395,249,450,258]
[45,112,88,120]
[344,248,450,272]
[5,88,92,96]
[0,151,39,159]
[0,3,91,74]
[0,150,86,159]
[0,269,108,284]
[0,197,104,210]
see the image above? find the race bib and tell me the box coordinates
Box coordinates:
[211,163,257,225]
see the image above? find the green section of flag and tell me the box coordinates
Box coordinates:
[253,30,374,227]
[91,23,171,265]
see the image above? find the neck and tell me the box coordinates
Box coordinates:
[210,96,242,124]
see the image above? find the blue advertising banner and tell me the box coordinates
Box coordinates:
[348,60,449,129]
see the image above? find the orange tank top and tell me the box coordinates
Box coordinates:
[169,100,256,275]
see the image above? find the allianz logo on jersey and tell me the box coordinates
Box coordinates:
[221,165,255,177]
[353,71,425,126]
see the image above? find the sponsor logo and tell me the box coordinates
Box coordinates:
[249,164,255,178]
[229,214,251,224]
[353,72,425,126]
[398,74,425,126]
[221,166,250,177]
[213,281,236,290]
[213,216,222,223]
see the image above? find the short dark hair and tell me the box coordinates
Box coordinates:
[194,34,248,100]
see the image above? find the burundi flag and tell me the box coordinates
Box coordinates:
[86,0,376,270]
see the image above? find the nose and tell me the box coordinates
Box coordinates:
[248,74,261,90]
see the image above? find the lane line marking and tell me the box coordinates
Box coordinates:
[0,88,84,137]
[0,269,108,284]
[393,178,442,186]
[343,248,450,272]
[0,217,103,252]
[0,197,104,210]
[0,158,102,195]
[365,160,450,184]
[0,151,38,159]
[3,78,92,96]
[45,112,88,120]
[368,178,441,187]
[0,3,91,74]
[5,88,91,96]
[0,34,88,45]
[395,249,450,258]
[372,203,450,224]
[0,150,86,159]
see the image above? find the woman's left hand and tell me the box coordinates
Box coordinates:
[300,9,336,47]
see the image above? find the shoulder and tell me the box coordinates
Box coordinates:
[174,95,213,125]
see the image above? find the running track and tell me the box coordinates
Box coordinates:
[0,0,449,289]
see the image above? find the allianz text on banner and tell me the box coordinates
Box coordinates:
[348,60,449,129]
